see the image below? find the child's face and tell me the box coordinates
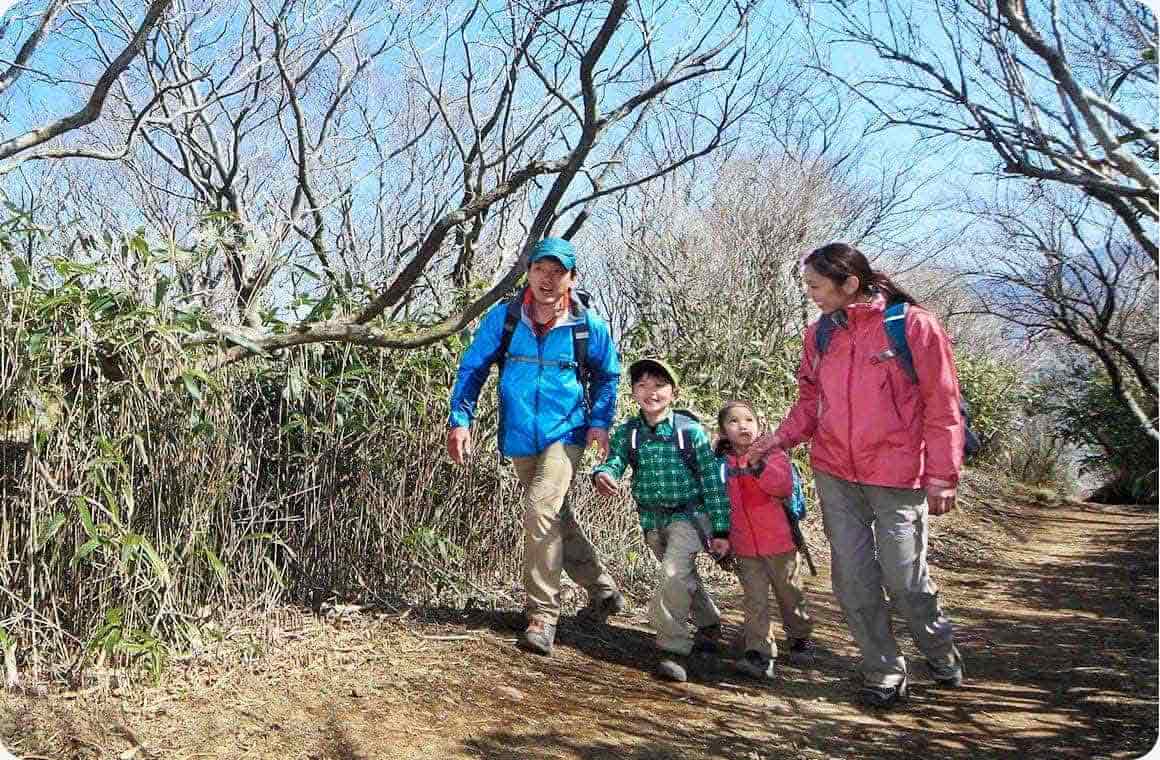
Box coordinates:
[632,373,675,417]
[722,406,759,450]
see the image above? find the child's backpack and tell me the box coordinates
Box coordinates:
[814,301,981,456]
[625,409,703,482]
[720,454,808,521]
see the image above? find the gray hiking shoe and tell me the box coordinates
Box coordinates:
[656,655,689,682]
[859,676,909,708]
[577,590,625,625]
[787,637,816,666]
[693,623,722,653]
[519,619,556,656]
[736,650,775,680]
[928,646,965,688]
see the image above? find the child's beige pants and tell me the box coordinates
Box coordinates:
[512,441,618,625]
[644,516,721,656]
[735,552,813,658]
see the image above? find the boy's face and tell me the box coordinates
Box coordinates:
[632,372,675,417]
[722,406,759,449]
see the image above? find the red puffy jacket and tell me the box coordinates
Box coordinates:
[775,297,965,489]
[724,449,796,558]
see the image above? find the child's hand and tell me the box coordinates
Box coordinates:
[593,471,621,497]
[709,537,730,558]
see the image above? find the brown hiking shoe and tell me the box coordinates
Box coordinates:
[519,619,556,656]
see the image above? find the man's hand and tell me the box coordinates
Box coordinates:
[709,537,730,559]
[925,481,957,515]
[593,471,620,497]
[447,426,472,465]
[746,432,783,464]
[586,427,610,460]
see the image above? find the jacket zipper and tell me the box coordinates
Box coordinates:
[846,326,860,483]
[534,330,545,452]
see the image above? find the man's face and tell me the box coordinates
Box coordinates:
[528,258,574,307]
[632,372,676,418]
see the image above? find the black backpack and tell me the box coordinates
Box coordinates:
[625,409,704,481]
[814,302,981,456]
[493,286,591,392]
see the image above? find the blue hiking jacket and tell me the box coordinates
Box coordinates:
[448,293,620,457]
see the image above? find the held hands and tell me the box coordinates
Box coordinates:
[746,432,783,464]
[709,537,730,559]
[925,479,957,515]
[447,426,472,465]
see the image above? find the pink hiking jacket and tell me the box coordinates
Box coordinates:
[774,297,965,489]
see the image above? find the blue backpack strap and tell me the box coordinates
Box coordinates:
[883,302,918,383]
[571,306,590,393]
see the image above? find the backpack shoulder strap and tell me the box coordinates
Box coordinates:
[883,302,918,383]
[626,417,643,470]
[671,411,702,481]
[495,288,525,373]
[571,306,590,389]
[812,314,836,372]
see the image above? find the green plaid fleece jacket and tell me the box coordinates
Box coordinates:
[592,412,731,537]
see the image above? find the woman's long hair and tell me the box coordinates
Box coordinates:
[715,400,760,457]
[804,242,917,306]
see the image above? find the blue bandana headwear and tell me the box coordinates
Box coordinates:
[528,237,576,271]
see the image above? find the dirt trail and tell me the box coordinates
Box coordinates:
[5,498,1157,760]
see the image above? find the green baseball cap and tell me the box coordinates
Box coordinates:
[628,357,681,389]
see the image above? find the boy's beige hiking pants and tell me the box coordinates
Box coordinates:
[645,516,721,656]
[512,441,618,625]
[735,552,813,658]
[815,470,959,688]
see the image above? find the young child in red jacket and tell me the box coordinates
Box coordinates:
[716,400,814,680]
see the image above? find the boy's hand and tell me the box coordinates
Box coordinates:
[447,426,472,465]
[593,471,620,497]
[586,427,610,459]
[709,538,730,559]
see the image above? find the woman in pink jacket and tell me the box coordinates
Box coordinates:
[752,242,965,708]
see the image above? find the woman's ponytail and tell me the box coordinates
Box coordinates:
[869,270,917,306]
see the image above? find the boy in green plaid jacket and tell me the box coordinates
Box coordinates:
[593,358,730,682]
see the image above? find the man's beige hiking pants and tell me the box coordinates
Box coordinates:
[645,517,720,656]
[735,552,813,658]
[815,470,958,688]
[512,441,618,625]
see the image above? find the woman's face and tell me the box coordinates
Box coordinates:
[803,264,859,314]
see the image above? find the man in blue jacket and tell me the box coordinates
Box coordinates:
[448,238,623,656]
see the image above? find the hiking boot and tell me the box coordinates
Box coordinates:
[735,650,775,680]
[928,646,965,688]
[859,677,909,709]
[787,637,816,666]
[519,619,556,656]
[576,590,625,625]
[656,654,689,682]
[693,623,722,653]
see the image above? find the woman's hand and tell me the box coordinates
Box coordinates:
[925,480,957,515]
[746,433,783,464]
